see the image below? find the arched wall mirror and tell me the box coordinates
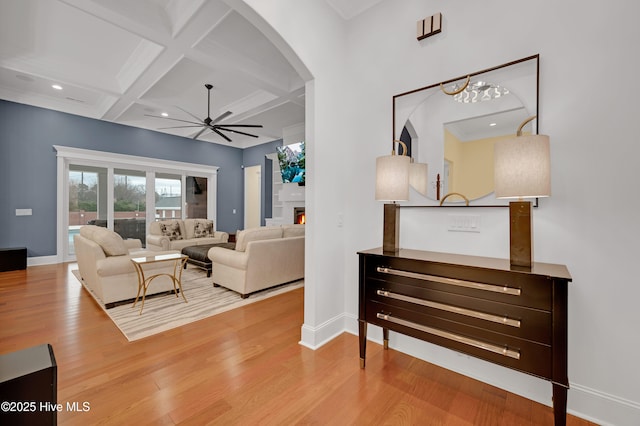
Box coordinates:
[393,55,539,206]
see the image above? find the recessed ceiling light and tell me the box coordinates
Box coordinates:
[489,122,497,127]
[52,84,63,90]
[161,112,169,117]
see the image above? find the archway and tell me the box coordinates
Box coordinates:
[228,0,318,346]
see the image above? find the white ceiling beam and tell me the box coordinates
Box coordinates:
[58,0,234,121]
[58,0,300,122]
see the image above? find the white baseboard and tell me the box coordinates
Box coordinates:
[299,313,348,350]
[568,383,640,426]
[27,255,60,266]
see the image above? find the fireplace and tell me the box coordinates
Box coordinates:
[294,207,306,224]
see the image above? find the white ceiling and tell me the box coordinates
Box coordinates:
[0,0,384,148]
[325,0,384,20]
[0,0,323,148]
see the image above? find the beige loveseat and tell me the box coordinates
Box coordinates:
[74,225,179,308]
[146,219,228,251]
[207,225,304,298]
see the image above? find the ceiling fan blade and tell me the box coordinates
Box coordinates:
[150,85,258,143]
[211,111,233,125]
[145,114,203,126]
[157,125,205,129]
[215,127,260,138]
[215,124,263,128]
[174,105,203,123]
[212,128,232,142]
[192,127,208,140]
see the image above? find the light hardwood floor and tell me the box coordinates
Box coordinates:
[0,263,594,425]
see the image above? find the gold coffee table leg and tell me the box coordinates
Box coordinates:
[131,254,189,315]
[132,263,146,313]
[173,257,188,303]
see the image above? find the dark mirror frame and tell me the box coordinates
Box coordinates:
[393,54,540,208]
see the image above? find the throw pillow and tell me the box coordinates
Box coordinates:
[159,222,183,241]
[193,220,214,238]
[92,227,128,256]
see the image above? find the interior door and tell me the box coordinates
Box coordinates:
[244,165,261,229]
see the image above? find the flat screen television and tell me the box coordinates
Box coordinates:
[276,141,305,185]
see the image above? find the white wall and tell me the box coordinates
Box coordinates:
[283,123,305,146]
[240,1,640,424]
[236,0,351,346]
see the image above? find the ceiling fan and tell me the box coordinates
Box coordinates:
[146,83,263,142]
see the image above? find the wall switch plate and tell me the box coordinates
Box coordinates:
[16,208,32,216]
[448,214,480,233]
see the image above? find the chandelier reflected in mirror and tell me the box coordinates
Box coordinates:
[452,81,510,103]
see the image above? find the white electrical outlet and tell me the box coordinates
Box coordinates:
[448,214,480,232]
[16,208,32,216]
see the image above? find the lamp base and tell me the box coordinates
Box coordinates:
[383,203,400,254]
[509,201,532,270]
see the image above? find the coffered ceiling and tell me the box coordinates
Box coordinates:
[0,0,384,147]
[0,0,315,148]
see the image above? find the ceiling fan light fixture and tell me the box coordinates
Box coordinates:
[145,83,263,142]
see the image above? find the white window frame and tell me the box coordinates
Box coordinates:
[55,145,219,262]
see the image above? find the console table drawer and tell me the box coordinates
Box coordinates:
[369,305,552,379]
[367,282,552,344]
[368,259,552,310]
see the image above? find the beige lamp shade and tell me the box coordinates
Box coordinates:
[494,135,551,199]
[376,154,410,201]
[409,161,429,196]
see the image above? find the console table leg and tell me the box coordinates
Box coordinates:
[359,320,367,368]
[552,384,567,426]
[383,327,389,349]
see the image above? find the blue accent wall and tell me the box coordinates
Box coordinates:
[0,99,247,257]
[242,139,282,226]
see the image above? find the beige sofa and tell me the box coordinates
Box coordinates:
[146,219,228,251]
[74,225,179,308]
[207,225,304,298]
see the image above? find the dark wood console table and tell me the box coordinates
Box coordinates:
[358,247,572,425]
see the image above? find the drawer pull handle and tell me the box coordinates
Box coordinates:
[376,267,521,296]
[376,312,521,360]
[376,290,521,328]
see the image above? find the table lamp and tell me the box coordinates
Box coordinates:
[494,116,550,269]
[376,140,410,254]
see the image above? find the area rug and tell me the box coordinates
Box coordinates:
[72,268,303,342]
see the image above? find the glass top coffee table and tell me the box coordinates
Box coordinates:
[131,252,189,314]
